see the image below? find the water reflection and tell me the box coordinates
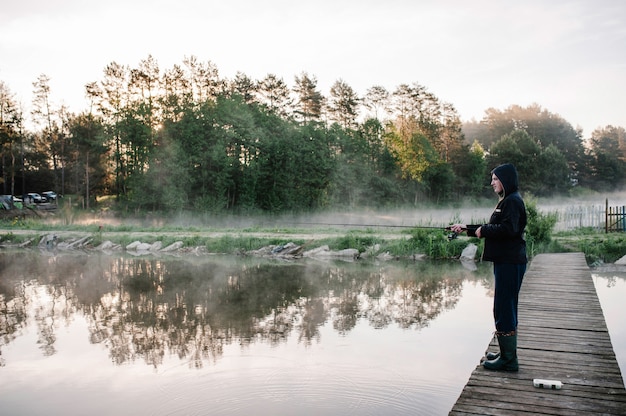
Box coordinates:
[592,269,626,378]
[0,251,491,369]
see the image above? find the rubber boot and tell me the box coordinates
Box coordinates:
[483,332,518,372]
[481,332,500,362]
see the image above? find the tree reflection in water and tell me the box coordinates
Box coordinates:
[0,251,492,369]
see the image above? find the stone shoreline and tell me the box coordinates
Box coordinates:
[25,233,405,261]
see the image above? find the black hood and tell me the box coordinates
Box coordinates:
[492,163,519,197]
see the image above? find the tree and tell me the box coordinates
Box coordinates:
[327,79,359,129]
[134,131,189,212]
[31,74,61,191]
[467,104,584,172]
[67,113,107,208]
[228,72,257,104]
[585,125,626,190]
[589,125,626,161]
[422,161,455,202]
[118,103,155,197]
[487,130,539,192]
[535,144,570,194]
[433,102,464,163]
[183,55,222,103]
[386,83,459,195]
[390,84,415,138]
[0,82,22,196]
[385,126,439,183]
[293,72,323,123]
[160,64,191,123]
[90,61,130,197]
[363,85,390,121]
[182,94,264,211]
[56,105,71,196]
[129,55,160,133]
[450,141,486,199]
[175,102,221,210]
[358,118,386,170]
[256,74,292,118]
[487,129,571,196]
[390,82,449,150]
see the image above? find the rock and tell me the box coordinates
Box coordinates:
[461,258,478,271]
[39,234,58,249]
[247,242,302,258]
[18,239,33,248]
[361,244,381,258]
[126,241,142,250]
[304,246,359,259]
[161,241,183,252]
[377,251,395,261]
[150,241,163,251]
[136,242,152,251]
[275,242,302,256]
[303,245,331,257]
[124,241,153,251]
[271,242,297,253]
[249,246,274,256]
[615,254,626,265]
[57,236,91,250]
[460,243,478,261]
[96,240,120,251]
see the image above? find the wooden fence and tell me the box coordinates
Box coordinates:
[606,200,626,232]
[556,199,626,232]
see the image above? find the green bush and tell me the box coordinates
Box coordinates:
[333,233,382,252]
[575,234,626,264]
[406,228,472,259]
[525,197,558,248]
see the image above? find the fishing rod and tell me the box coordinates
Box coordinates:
[284,221,444,229]
[282,222,466,239]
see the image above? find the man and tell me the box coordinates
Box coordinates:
[450,163,527,371]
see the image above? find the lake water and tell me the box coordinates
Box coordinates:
[592,268,626,378]
[0,251,623,416]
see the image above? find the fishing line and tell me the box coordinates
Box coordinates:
[281,222,466,240]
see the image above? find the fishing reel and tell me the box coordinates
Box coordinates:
[444,226,464,240]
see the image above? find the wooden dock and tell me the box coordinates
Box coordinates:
[450,252,626,415]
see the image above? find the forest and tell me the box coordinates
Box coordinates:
[1,55,625,214]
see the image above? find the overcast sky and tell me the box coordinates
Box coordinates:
[1,0,625,137]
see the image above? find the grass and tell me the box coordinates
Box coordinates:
[551,229,626,264]
[2,216,625,264]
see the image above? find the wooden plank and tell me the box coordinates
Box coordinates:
[449,252,626,415]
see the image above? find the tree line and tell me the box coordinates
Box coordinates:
[1,55,625,213]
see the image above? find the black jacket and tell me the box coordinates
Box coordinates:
[467,163,527,264]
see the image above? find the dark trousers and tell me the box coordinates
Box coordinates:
[493,263,526,332]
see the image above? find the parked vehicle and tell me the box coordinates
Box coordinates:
[0,195,12,209]
[42,191,57,202]
[27,193,45,203]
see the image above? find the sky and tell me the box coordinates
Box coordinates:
[1,0,625,138]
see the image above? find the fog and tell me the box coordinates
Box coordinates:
[535,190,626,211]
[63,190,626,232]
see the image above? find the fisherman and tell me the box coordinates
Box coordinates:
[450,163,527,371]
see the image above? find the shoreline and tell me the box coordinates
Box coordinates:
[0,227,416,261]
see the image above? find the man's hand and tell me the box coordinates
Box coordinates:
[449,224,483,238]
[449,224,466,233]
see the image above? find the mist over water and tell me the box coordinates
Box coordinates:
[57,190,626,231]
